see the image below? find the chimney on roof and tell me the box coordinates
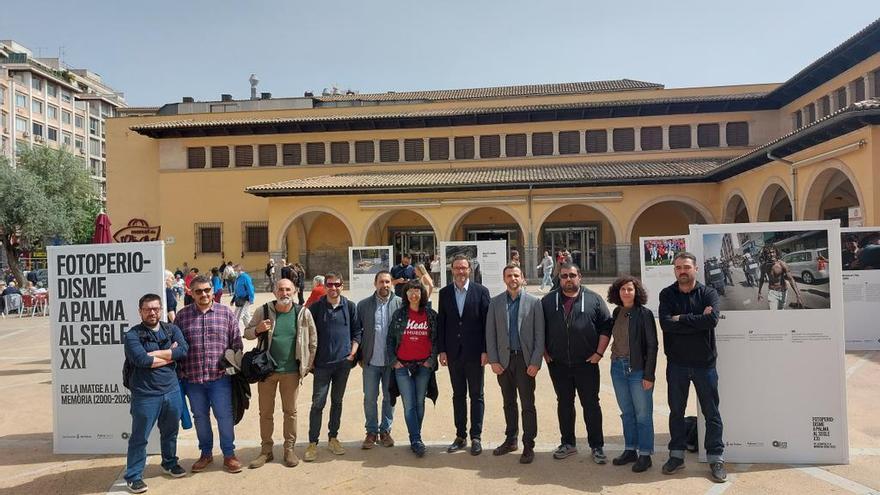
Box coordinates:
[304,91,314,97]
[260,92,271,100]
[182,96,194,103]
[249,73,259,100]
[220,94,232,102]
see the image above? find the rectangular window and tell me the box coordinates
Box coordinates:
[89,118,99,135]
[32,77,42,91]
[612,128,635,152]
[15,93,27,108]
[874,69,880,100]
[355,141,374,163]
[61,90,72,103]
[505,134,527,157]
[558,131,580,154]
[479,135,500,158]
[87,138,99,154]
[428,137,449,160]
[792,111,803,130]
[454,136,474,159]
[242,222,269,253]
[852,78,865,102]
[32,99,43,113]
[32,122,44,137]
[196,223,223,254]
[62,131,71,146]
[61,110,71,124]
[531,132,553,155]
[725,122,749,147]
[47,105,58,120]
[668,125,691,149]
[211,146,229,168]
[379,139,399,162]
[259,144,278,166]
[330,141,349,164]
[585,130,607,153]
[835,87,847,110]
[697,123,720,147]
[187,147,206,169]
[75,137,83,150]
[640,126,662,150]
[282,143,301,165]
[819,95,831,118]
[75,115,84,128]
[404,139,424,161]
[804,103,816,123]
[47,127,58,141]
[235,145,254,167]
[15,117,27,132]
[306,142,325,164]
[47,83,57,98]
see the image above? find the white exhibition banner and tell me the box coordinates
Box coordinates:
[348,245,393,302]
[49,241,166,454]
[840,227,880,350]
[689,221,847,464]
[639,235,689,315]
[439,240,507,296]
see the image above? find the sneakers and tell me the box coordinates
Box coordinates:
[161,464,187,477]
[632,455,652,473]
[710,462,728,483]
[379,431,395,448]
[304,442,318,462]
[223,455,242,473]
[519,446,535,464]
[284,448,300,467]
[553,444,577,459]
[662,456,685,475]
[493,439,519,456]
[190,454,213,473]
[126,479,148,493]
[612,449,638,466]
[362,432,378,450]
[447,436,467,453]
[328,437,346,455]
[248,453,273,469]
[591,447,607,465]
[411,441,427,458]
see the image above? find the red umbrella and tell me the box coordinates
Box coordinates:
[92,212,112,244]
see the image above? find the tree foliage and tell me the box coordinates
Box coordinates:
[0,145,101,286]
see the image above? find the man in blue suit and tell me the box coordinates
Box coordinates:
[438,254,491,455]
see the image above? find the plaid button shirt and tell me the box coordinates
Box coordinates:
[175,302,243,384]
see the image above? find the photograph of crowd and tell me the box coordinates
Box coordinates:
[841,230,880,270]
[643,237,687,266]
[701,229,831,311]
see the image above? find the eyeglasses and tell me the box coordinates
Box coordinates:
[326,282,342,288]
[140,307,163,313]
[192,288,212,294]
[559,273,579,279]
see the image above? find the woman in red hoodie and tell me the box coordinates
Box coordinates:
[387,279,438,457]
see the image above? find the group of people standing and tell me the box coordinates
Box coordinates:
[123,251,727,493]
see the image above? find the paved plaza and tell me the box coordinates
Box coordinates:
[0,286,878,495]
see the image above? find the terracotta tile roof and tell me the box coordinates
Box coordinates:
[245,158,727,196]
[314,79,664,102]
[130,92,767,132]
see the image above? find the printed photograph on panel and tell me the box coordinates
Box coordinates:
[643,237,688,266]
[841,231,880,270]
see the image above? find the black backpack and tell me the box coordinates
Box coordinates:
[240,303,300,383]
[122,322,173,390]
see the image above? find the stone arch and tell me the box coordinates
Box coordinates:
[625,196,715,244]
[445,205,529,243]
[537,203,622,275]
[801,159,865,224]
[363,209,439,265]
[722,190,751,223]
[277,206,356,278]
[276,206,357,252]
[756,177,793,222]
[536,202,623,245]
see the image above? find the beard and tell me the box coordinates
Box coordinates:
[278,296,293,305]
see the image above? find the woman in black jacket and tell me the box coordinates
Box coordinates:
[387,279,438,457]
[606,276,659,473]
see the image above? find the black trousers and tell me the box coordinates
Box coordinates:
[497,352,537,448]
[548,361,603,448]
[448,358,484,440]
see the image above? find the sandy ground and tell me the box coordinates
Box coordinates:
[0,285,877,495]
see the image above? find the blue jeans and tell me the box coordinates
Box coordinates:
[308,361,351,443]
[363,364,394,434]
[610,358,654,454]
[666,363,724,462]
[185,376,236,457]
[125,389,182,482]
[541,271,552,290]
[394,365,432,444]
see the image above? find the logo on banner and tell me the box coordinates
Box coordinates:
[772,440,788,449]
[113,219,161,243]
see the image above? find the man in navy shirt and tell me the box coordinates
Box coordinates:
[390,254,417,298]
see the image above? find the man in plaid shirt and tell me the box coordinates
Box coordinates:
[176,275,244,474]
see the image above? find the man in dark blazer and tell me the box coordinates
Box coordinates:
[438,254,491,455]
[486,264,545,464]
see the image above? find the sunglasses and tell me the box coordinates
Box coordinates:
[193,288,212,294]
[559,273,579,279]
[326,282,342,288]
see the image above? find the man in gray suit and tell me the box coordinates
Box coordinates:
[486,263,545,464]
[357,270,403,449]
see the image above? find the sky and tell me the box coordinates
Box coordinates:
[2,1,878,107]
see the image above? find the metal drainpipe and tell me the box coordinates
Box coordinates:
[767,151,797,221]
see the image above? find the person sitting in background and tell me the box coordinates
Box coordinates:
[1,281,21,298]
[305,276,326,308]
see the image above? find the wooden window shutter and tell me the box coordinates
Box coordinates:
[234,145,253,167]
[187,147,206,169]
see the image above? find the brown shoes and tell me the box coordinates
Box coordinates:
[379,431,395,448]
[362,433,378,449]
[284,449,300,467]
[248,453,273,469]
[191,454,213,473]
[223,455,242,473]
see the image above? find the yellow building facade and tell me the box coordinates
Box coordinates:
[107,20,880,280]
